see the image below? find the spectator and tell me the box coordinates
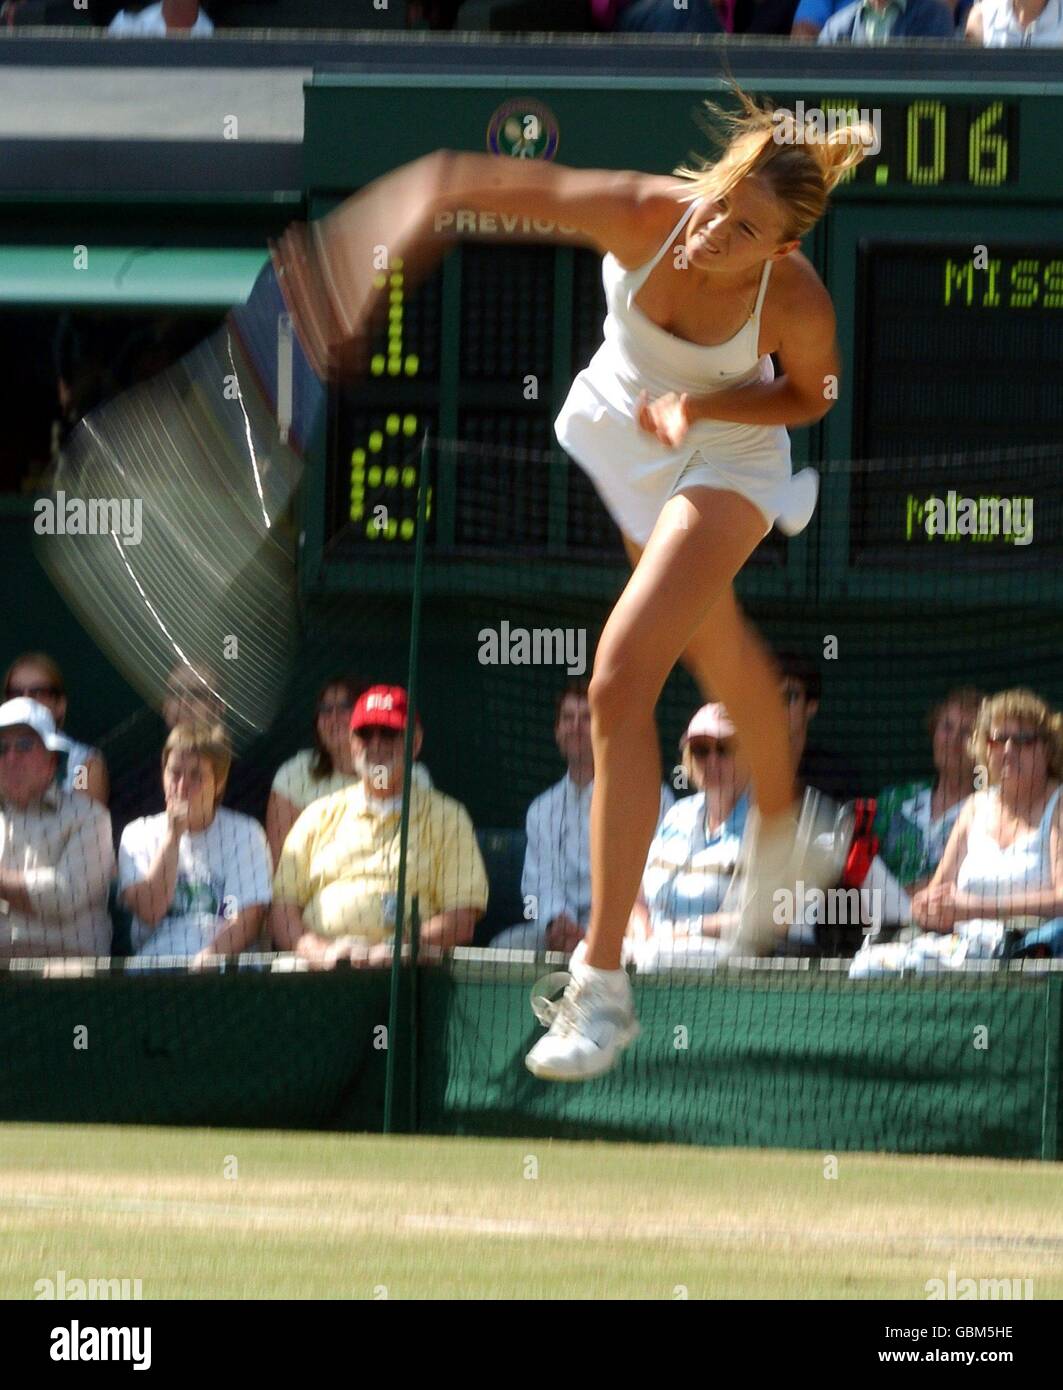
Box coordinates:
[866,687,984,928]
[109,0,214,32]
[851,688,1063,976]
[107,660,226,838]
[776,650,862,804]
[817,0,955,38]
[161,661,226,730]
[627,704,751,971]
[489,680,673,953]
[108,660,274,838]
[0,698,114,958]
[965,0,1063,42]
[4,652,109,805]
[266,675,431,864]
[791,0,854,33]
[775,656,864,950]
[118,722,271,961]
[271,685,487,967]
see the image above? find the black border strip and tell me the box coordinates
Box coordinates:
[0,139,301,195]
[1,29,1063,80]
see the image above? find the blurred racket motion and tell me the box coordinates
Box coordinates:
[35,149,576,748]
[36,260,324,752]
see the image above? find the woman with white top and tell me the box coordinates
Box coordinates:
[965,0,1063,43]
[627,703,752,971]
[108,1,214,35]
[271,86,871,1080]
[867,687,985,927]
[119,722,272,962]
[851,689,1063,976]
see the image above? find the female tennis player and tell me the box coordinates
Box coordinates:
[272,88,870,1082]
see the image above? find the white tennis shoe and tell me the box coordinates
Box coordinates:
[525,955,640,1081]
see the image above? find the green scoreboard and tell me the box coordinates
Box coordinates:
[303,75,1063,607]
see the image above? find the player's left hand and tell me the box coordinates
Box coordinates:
[636,390,693,448]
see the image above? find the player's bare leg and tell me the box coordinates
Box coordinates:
[676,581,825,955]
[526,487,768,1081]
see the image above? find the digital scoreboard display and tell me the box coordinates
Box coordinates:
[808,99,1018,188]
[328,243,786,564]
[851,243,1063,567]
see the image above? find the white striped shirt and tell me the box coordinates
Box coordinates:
[0,786,114,957]
[979,0,1063,43]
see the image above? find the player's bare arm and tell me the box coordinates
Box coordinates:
[687,262,840,429]
[273,151,666,376]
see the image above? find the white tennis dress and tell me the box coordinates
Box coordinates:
[555,196,818,546]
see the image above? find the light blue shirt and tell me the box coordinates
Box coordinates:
[642,791,751,934]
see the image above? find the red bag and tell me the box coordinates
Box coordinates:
[840,798,879,889]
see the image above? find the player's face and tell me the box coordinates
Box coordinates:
[0,727,55,807]
[685,175,794,278]
[163,750,217,826]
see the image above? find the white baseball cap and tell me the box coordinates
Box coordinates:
[0,698,71,753]
[681,703,736,746]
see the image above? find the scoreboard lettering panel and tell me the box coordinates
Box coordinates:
[309,77,1062,593]
[850,242,1063,568]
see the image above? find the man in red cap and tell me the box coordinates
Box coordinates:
[270,685,488,967]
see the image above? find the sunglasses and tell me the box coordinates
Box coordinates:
[7,685,60,700]
[987,731,1041,749]
[0,735,40,756]
[317,699,355,717]
[689,739,735,758]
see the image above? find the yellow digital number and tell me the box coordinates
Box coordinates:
[906,101,946,186]
[968,102,1008,187]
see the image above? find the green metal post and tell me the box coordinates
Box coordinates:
[383,431,431,1134]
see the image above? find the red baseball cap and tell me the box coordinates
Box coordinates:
[350,685,419,734]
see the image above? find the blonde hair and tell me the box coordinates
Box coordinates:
[968,689,1063,784]
[162,722,232,806]
[669,85,872,243]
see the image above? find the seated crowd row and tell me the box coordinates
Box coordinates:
[1,648,1061,974]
